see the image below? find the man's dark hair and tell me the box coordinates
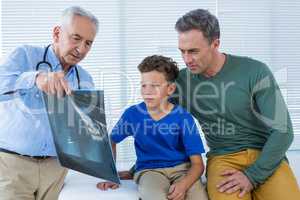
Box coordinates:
[138,55,179,82]
[175,9,220,44]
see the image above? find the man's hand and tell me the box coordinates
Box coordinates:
[217,169,253,198]
[36,71,71,97]
[96,181,119,191]
[118,170,133,180]
[167,180,188,200]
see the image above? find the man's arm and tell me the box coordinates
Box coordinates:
[0,45,72,97]
[217,64,293,195]
[0,46,38,95]
[243,65,293,187]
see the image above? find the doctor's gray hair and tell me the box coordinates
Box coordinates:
[60,6,99,33]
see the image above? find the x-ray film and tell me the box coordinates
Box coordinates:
[43,90,120,184]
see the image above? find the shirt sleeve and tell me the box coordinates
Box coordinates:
[243,63,294,188]
[110,108,134,143]
[0,46,38,95]
[181,112,205,156]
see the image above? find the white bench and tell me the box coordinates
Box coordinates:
[59,151,300,200]
[59,170,139,200]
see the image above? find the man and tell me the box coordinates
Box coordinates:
[0,6,98,200]
[171,8,300,200]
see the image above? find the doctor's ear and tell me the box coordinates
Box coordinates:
[52,26,61,42]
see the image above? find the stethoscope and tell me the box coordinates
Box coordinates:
[36,44,81,89]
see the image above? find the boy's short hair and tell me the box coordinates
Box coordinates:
[137,55,179,82]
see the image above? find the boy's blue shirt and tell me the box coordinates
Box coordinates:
[110,102,205,172]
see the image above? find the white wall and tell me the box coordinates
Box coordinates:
[0,0,2,58]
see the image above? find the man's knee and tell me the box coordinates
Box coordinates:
[253,161,300,200]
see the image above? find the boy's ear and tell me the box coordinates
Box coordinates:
[167,82,176,96]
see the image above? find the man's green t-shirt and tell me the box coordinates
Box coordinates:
[172,54,293,187]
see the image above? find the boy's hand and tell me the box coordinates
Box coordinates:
[96,182,119,191]
[167,180,188,200]
[118,170,133,180]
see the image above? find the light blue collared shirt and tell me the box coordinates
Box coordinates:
[0,45,94,156]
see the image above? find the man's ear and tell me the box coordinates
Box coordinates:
[168,82,177,96]
[52,26,61,43]
[211,38,220,50]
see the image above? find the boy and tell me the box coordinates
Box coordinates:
[97,55,208,200]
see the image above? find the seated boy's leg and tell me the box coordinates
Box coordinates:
[168,163,208,200]
[253,161,300,200]
[206,151,252,200]
[185,179,208,200]
[134,170,170,200]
